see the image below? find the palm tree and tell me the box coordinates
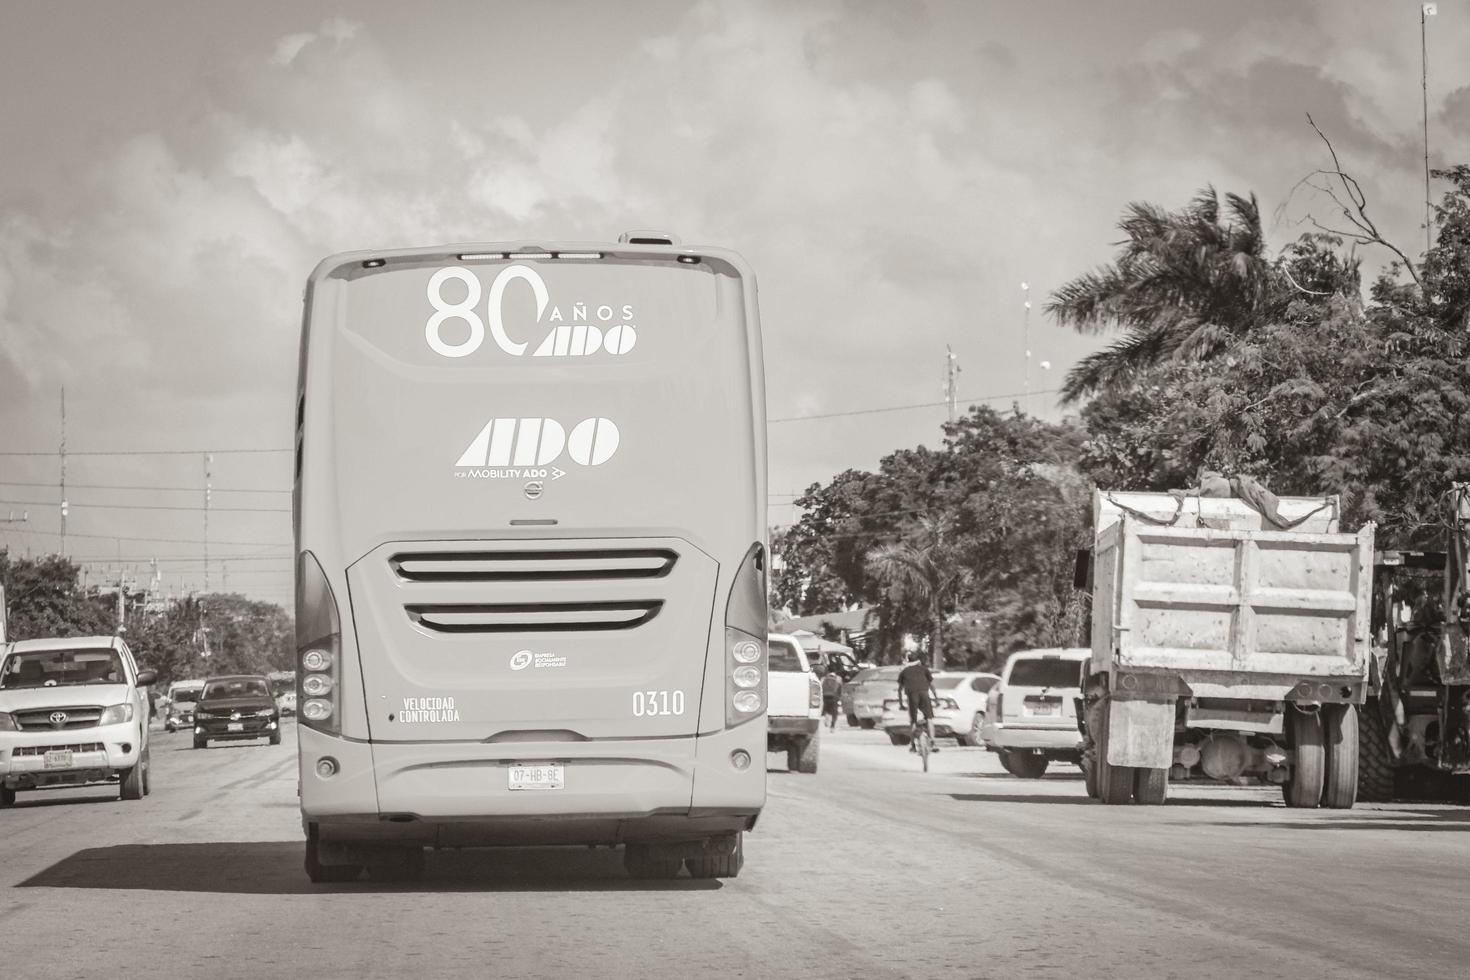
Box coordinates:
[1047,187,1281,403]
[866,516,972,672]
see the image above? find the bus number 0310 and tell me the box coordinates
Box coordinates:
[633,690,685,717]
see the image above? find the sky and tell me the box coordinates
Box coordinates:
[1,0,1467,607]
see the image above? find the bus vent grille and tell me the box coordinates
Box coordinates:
[405,600,664,634]
[389,549,677,583]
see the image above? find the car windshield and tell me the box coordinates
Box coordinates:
[171,687,202,703]
[203,678,270,700]
[768,641,804,672]
[1008,658,1084,689]
[933,676,965,690]
[0,649,125,688]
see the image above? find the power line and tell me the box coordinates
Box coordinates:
[0,527,288,547]
[0,447,291,457]
[769,387,1062,424]
[0,480,290,494]
[0,498,287,514]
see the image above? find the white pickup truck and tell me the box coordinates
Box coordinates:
[767,633,821,773]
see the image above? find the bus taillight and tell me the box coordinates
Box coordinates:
[724,543,768,727]
[296,550,342,737]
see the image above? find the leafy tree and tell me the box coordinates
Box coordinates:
[866,515,971,671]
[0,551,113,641]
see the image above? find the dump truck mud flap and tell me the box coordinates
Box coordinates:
[1106,697,1174,769]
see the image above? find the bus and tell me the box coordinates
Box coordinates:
[293,232,768,882]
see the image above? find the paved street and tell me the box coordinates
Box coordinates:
[3,722,1470,979]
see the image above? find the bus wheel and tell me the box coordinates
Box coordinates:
[686,833,743,879]
[305,827,362,884]
[624,843,684,880]
[364,847,425,883]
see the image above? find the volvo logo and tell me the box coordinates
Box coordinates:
[524,481,544,500]
[49,711,68,727]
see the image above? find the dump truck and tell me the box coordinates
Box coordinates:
[1079,490,1375,807]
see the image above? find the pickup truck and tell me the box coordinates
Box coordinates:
[0,634,157,804]
[767,632,821,773]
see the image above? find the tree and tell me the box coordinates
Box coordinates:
[866,516,971,672]
[0,551,113,641]
[1047,187,1339,403]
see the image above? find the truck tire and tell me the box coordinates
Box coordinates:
[1096,699,1134,805]
[887,731,910,747]
[686,832,743,879]
[1284,706,1325,808]
[1003,750,1048,779]
[624,843,684,880]
[792,735,819,774]
[1134,766,1168,805]
[1356,699,1395,803]
[119,763,144,801]
[1321,703,1359,809]
[958,713,983,747]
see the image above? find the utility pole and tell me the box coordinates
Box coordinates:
[203,453,212,593]
[59,386,67,557]
[943,346,960,425]
[1422,3,1437,258]
[1021,282,1032,417]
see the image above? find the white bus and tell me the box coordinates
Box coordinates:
[293,232,768,882]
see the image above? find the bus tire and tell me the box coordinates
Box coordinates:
[364,847,425,883]
[624,843,684,880]
[1321,703,1359,809]
[686,833,743,879]
[792,736,819,774]
[1134,766,1168,805]
[1284,706,1326,808]
[305,826,361,884]
[1357,699,1395,803]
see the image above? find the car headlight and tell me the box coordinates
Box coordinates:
[99,703,135,725]
[256,708,275,717]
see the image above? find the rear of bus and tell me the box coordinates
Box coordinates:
[293,234,767,881]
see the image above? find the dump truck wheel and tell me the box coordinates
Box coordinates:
[1133,766,1168,805]
[1321,703,1359,809]
[1096,700,1134,805]
[1284,706,1325,808]
[1356,699,1395,803]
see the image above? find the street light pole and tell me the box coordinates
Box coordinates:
[1423,2,1436,258]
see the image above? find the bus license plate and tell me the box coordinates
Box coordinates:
[43,749,73,770]
[508,765,564,791]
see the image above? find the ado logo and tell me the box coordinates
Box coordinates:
[426,265,637,359]
[455,417,620,470]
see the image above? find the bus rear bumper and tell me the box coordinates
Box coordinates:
[299,722,765,847]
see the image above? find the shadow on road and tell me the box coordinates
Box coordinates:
[1179,807,1470,832]
[949,792,1272,808]
[956,771,1084,782]
[17,842,725,894]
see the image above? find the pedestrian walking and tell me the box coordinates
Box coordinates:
[821,667,842,730]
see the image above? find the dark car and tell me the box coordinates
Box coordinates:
[193,674,282,749]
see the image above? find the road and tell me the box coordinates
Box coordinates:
[3,721,1470,979]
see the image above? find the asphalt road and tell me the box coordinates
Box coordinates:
[3,721,1470,979]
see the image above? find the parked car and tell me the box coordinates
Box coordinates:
[765,633,821,773]
[880,671,1000,746]
[844,665,903,729]
[193,674,281,749]
[0,635,156,804]
[980,648,1089,778]
[164,679,204,733]
[276,690,298,717]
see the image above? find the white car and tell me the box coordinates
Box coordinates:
[881,671,999,746]
[980,648,1089,778]
[0,635,156,804]
[766,633,821,773]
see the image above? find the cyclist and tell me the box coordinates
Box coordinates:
[896,651,939,753]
